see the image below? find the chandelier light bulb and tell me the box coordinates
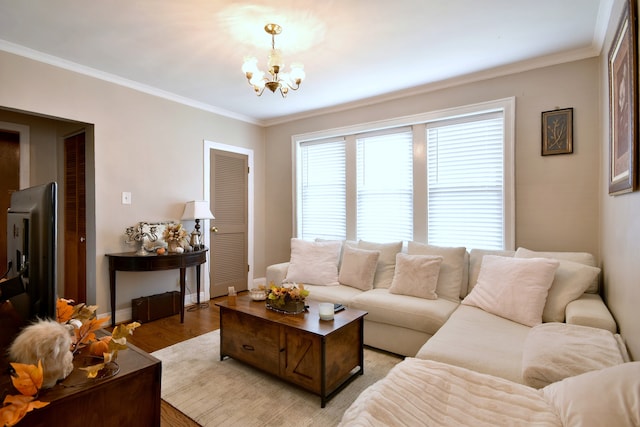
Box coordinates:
[241,23,305,98]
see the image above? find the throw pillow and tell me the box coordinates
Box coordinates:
[542,362,640,427]
[515,247,599,293]
[338,245,380,291]
[284,238,342,286]
[515,248,600,322]
[357,240,403,289]
[461,255,559,327]
[407,242,467,302]
[388,253,443,299]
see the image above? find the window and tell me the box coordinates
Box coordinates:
[294,98,515,249]
[357,130,413,242]
[427,113,504,249]
[298,139,346,240]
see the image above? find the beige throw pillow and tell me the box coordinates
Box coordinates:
[542,362,640,427]
[407,242,467,301]
[338,245,380,291]
[284,238,341,286]
[515,248,600,322]
[389,253,443,299]
[357,240,403,289]
[461,255,559,327]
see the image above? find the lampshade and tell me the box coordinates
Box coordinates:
[181,201,214,221]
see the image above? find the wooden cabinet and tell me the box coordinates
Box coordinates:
[0,335,161,427]
[218,298,367,407]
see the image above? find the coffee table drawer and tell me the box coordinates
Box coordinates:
[221,309,280,371]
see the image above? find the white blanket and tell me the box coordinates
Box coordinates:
[521,322,626,388]
[339,358,561,427]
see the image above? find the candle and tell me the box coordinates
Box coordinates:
[318,302,334,321]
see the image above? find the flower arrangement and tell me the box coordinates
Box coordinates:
[162,223,189,252]
[266,282,309,308]
[162,223,187,242]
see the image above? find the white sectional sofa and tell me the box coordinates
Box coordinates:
[266,239,624,385]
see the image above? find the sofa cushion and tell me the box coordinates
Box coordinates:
[338,245,380,291]
[284,238,341,286]
[416,304,531,384]
[467,249,515,295]
[303,283,363,306]
[357,240,403,289]
[515,248,600,322]
[407,242,467,302]
[522,322,625,389]
[389,253,442,299]
[350,288,458,335]
[462,255,559,327]
[514,247,599,293]
[542,362,640,427]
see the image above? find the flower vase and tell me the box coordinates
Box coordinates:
[266,299,306,314]
[167,240,179,253]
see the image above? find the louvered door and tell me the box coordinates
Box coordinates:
[210,149,248,297]
[63,131,86,302]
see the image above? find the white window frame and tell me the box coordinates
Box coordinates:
[292,97,515,250]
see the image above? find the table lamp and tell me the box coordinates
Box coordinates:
[181,200,215,251]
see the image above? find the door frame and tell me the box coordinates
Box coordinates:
[203,140,254,301]
[0,122,30,189]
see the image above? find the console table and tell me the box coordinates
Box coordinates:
[106,249,208,326]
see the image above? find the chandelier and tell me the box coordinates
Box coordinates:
[242,23,305,97]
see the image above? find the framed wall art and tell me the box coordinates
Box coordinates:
[608,0,638,195]
[541,108,573,155]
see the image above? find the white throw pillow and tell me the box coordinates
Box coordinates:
[284,238,342,286]
[357,240,403,289]
[542,362,640,427]
[388,253,443,299]
[407,242,467,302]
[515,247,599,292]
[515,248,600,322]
[338,245,380,291]
[461,255,559,327]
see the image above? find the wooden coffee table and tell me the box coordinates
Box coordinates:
[216,296,367,407]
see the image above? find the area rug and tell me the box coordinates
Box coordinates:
[151,330,402,427]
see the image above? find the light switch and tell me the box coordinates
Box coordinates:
[122,192,132,205]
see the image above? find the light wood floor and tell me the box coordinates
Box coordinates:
[110,294,229,427]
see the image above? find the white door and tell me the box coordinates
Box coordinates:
[209,149,249,297]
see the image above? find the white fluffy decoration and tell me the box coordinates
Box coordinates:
[9,320,74,389]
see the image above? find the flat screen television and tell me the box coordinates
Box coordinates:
[4,182,58,322]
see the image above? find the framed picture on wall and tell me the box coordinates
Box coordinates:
[608,0,638,195]
[541,108,573,155]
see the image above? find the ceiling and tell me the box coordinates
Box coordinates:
[0,1,613,126]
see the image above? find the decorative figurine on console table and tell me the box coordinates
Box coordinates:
[124,222,158,255]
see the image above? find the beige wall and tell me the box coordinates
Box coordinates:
[0,50,266,322]
[2,9,638,360]
[264,58,601,269]
[599,0,640,360]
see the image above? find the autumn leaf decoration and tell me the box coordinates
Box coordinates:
[57,298,140,378]
[0,361,49,426]
[57,298,110,355]
[80,321,141,378]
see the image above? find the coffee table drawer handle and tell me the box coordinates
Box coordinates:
[242,344,255,351]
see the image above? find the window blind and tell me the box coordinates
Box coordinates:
[356,130,413,243]
[299,139,346,240]
[427,113,504,249]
